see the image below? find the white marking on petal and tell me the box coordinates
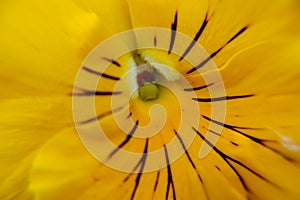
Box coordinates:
[267,126,300,151]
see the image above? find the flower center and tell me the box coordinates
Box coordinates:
[136,68,160,101]
[134,53,160,101]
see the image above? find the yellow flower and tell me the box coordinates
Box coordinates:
[1,0,300,199]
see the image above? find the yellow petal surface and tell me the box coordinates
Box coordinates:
[0,0,132,98]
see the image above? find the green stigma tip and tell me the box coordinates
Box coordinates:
[138,83,159,101]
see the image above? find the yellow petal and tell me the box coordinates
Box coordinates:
[0,97,72,199]
[1,0,300,199]
[0,0,132,98]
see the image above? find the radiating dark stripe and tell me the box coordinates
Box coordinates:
[123,144,149,183]
[184,83,213,92]
[72,89,122,96]
[193,127,274,190]
[227,26,248,44]
[123,161,142,183]
[168,11,178,54]
[202,115,260,130]
[79,106,124,124]
[202,115,262,143]
[174,130,203,183]
[82,66,120,80]
[108,120,139,158]
[164,145,176,200]
[208,127,239,146]
[202,115,291,161]
[153,171,160,192]
[192,94,254,102]
[154,35,157,47]
[127,112,132,119]
[130,139,149,200]
[179,14,208,61]
[231,141,239,146]
[221,154,248,189]
[102,57,121,67]
[95,91,122,95]
[261,142,294,162]
[187,26,248,74]
[187,56,211,74]
[208,129,221,136]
